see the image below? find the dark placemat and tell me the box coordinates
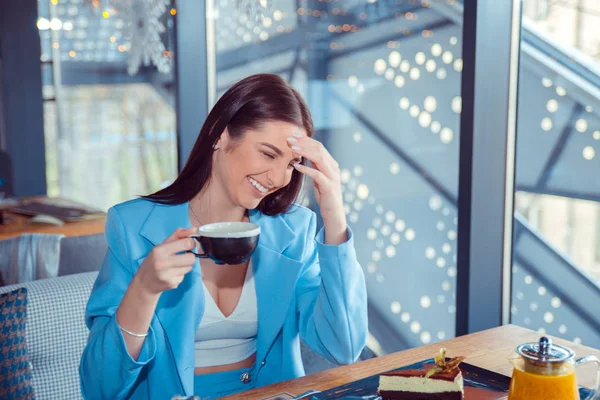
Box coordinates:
[311,358,592,399]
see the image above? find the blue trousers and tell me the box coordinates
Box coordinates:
[193,365,256,399]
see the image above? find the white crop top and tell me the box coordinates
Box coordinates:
[194,262,258,367]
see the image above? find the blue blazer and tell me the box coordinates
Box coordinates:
[79,199,368,399]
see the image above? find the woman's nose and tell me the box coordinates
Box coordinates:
[267,167,288,188]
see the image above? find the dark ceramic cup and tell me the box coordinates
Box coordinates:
[188,222,260,265]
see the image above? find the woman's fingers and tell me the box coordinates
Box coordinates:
[293,162,329,187]
[168,252,197,268]
[160,236,196,256]
[163,227,196,243]
[288,137,339,178]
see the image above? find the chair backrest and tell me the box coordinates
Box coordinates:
[0,272,98,400]
[300,340,337,375]
[0,233,64,286]
[0,232,106,286]
[58,233,107,276]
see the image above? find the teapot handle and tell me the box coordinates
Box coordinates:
[576,355,600,400]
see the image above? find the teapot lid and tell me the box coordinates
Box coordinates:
[516,337,574,365]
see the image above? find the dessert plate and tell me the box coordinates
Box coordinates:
[307,358,592,399]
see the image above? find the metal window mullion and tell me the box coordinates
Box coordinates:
[455,0,522,336]
[175,0,213,170]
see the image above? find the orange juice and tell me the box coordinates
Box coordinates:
[508,364,580,400]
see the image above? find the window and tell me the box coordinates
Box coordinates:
[210,0,466,351]
[511,0,600,347]
[36,0,178,210]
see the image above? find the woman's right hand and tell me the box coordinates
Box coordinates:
[116,227,197,360]
[135,227,197,295]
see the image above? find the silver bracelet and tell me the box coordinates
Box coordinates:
[118,323,148,338]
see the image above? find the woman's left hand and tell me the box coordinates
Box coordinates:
[287,132,348,245]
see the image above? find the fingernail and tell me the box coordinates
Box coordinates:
[287,137,297,143]
[293,163,302,169]
[291,145,301,151]
[293,131,302,138]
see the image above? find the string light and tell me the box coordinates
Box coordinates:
[50,18,63,30]
[37,18,50,30]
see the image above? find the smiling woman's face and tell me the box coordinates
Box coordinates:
[212,120,305,210]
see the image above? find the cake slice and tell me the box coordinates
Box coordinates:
[377,348,465,400]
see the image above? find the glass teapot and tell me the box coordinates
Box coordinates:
[507,336,600,400]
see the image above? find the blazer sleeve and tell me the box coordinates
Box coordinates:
[79,207,157,400]
[295,212,369,365]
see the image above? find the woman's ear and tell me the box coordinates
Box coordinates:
[212,128,228,150]
[219,127,234,151]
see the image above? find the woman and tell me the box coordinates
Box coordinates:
[79,74,368,400]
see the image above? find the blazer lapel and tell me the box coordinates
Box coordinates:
[139,202,192,247]
[252,245,303,363]
[249,210,304,364]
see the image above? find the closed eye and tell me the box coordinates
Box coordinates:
[260,145,301,167]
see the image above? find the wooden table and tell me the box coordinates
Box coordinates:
[0,197,106,240]
[226,325,600,399]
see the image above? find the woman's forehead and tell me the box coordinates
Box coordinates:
[252,120,306,137]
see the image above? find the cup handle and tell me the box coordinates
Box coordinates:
[576,355,600,400]
[188,237,209,259]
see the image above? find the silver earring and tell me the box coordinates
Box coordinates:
[212,143,219,150]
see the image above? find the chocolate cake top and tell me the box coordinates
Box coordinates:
[381,366,461,382]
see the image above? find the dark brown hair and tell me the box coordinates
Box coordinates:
[143,74,314,215]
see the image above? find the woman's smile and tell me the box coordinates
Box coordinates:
[247,176,270,197]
